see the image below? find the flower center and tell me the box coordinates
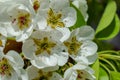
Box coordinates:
[77,70,90,80]
[33,0,40,13]
[11,11,31,30]
[64,36,82,55]
[0,58,12,76]
[47,8,65,29]
[32,70,52,80]
[33,37,56,55]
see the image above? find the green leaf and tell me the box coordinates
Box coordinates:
[69,3,86,30]
[110,71,120,80]
[96,1,117,34]
[92,59,99,80]
[99,67,109,80]
[95,14,120,40]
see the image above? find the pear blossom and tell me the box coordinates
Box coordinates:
[22,30,68,69]
[27,66,63,80]
[63,26,98,64]
[64,65,95,80]
[36,0,77,42]
[0,0,36,42]
[71,0,88,21]
[0,50,28,80]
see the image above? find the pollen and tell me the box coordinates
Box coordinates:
[64,36,82,55]
[12,11,31,30]
[32,70,52,80]
[33,0,40,13]
[33,37,56,55]
[47,8,65,29]
[0,58,12,76]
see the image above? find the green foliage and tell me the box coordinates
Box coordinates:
[92,59,99,80]
[95,1,118,40]
[99,67,109,80]
[96,14,120,40]
[110,71,120,80]
[69,3,86,30]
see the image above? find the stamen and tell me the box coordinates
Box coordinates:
[64,36,82,55]
[17,12,31,30]
[33,0,40,13]
[33,37,56,55]
[47,8,65,29]
[0,58,12,76]
[32,70,52,80]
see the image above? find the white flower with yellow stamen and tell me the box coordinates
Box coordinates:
[27,66,63,80]
[63,26,98,64]
[64,65,95,80]
[36,0,76,42]
[0,0,36,41]
[0,50,28,80]
[22,30,69,69]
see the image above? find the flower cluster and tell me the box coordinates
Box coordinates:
[0,0,97,80]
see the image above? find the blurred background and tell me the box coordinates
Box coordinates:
[87,0,120,50]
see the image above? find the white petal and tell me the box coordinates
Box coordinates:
[56,27,70,42]
[6,50,24,68]
[31,59,50,69]
[50,0,69,11]
[16,26,33,42]
[5,23,21,36]
[73,56,89,65]
[50,29,63,42]
[39,0,49,10]
[64,68,77,80]
[55,52,68,66]
[62,7,77,27]
[19,69,28,80]
[80,40,98,56]
[0,26,7,37]
[31,54,58,69]
[72,62,87,70]
[39,55,58,67]
[22,39,35,60]
[43,66,59,72]
[71,26,95,41]
[72,0,88,21]
[26,66,39,80]
[51,72,63,80]
[35,12,47,30]
[87,53,98,64]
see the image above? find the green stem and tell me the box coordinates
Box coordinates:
[99,54,120,60]
[98,50,119,55]
[100,62,110,73]
[99,57,117,72]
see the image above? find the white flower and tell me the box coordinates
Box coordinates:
[36,0,77,42]
[29,0,49,13]
[0,50,28,80]
[63,26,98,64]
[71,0,88,21]
[27,65,62,80]
[64,64,95,80]
[0,0,36,41]
[22,30,68,69]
